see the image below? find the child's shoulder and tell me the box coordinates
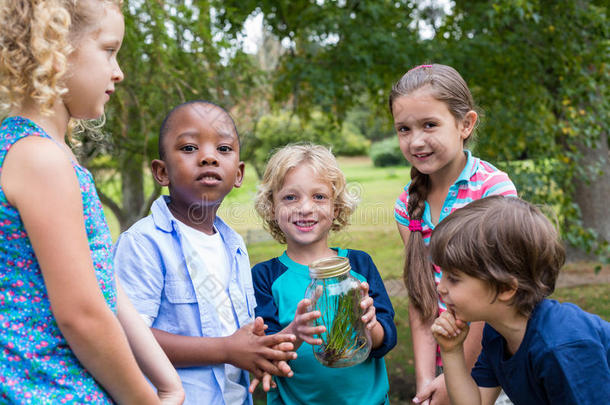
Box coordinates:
[345,248,374,262]
[345,249,380,277]
[531,299,610,347]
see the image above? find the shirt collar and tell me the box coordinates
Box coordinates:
[455,149,477,184]
[150,195,246,255]
[278,248,348,271]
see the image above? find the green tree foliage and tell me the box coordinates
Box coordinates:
[86,0,260,231]
[245,110,369,176]
[217,0,423,119]
[433,0,609,260]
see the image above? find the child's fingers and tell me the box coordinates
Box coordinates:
[359,281,370,296]
[273,341,295,352]
[433,316,461,337]
[296,324,326,338]
[296,310,322,324]
[295,298,312,314]
[262,374,274,391]
[276,360,292,376]
[413,382,435,404]
[258,358,292,377]
[430,323,451,338]
[360,295,374,310]
[249,377,261,393]
[261,345,297,362]
[261,332,296,348]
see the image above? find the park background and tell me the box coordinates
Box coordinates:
[85,1,608,403]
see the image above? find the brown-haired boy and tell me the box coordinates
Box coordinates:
[419,196,610,405]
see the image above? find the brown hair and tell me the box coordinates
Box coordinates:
[430,196,565,317]
[255,143,359,244]
[0,0,122,116]
[389,63,478,321]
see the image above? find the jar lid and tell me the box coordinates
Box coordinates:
[309,256,351,279]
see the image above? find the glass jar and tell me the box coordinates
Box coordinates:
[304,256,372,368]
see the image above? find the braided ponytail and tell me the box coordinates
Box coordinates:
[403,167,438,321]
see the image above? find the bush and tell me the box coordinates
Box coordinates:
[370,137,404,167]
[334,121,371,156]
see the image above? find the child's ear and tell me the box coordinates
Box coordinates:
[151,159,170,187]
[498,277,519,302]
[460,110,478,139]
[233,161,245,188]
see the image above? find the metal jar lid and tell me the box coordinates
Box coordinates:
[308,256,351,279]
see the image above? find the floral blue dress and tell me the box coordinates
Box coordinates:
[0,117,116,403]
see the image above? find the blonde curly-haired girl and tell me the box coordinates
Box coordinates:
[0,1,183,403]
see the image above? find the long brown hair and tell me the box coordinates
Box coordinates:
[389,64,477,321]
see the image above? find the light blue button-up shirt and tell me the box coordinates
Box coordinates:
[114,195,256,405]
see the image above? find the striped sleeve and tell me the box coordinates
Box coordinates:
[478,161,518,198]
[394,189,410,226]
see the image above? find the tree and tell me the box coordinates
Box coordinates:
[432,0,609,260]
[82,0,260,231]
[217,0,424,119]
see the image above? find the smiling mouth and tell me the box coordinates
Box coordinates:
[413,152,432,158]
[294,219,316,230]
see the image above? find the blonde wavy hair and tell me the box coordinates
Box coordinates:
[255,143,360,244]
[0,0,122,117]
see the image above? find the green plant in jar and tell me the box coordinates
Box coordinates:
[305,256,372,367]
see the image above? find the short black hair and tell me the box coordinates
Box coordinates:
[158,100,239,160]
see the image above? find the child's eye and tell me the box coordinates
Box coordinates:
[282,194,296,201]
[313,194,327,200]
[423,122,437,129]
[445,273,460,284]
[396,125,410,133]
[106,48,116,56]
[218,145,233,153]
[180,145,197,152]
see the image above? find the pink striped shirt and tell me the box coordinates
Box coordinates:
[394,150,517,365]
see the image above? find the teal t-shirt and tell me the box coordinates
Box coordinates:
[253,249,392,405]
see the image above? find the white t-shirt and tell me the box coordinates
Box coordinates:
[175,221,247,404]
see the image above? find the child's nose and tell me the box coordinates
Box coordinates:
[411,130,426,147]
[199,149,218,166]
[299,197,314,213]
[437,279,447,296]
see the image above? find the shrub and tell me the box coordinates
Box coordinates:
[370,137,404,167]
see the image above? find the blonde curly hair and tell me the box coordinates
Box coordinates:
[0,0,122,116]
[255,143,360,244]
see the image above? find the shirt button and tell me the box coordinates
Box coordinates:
[451,191,456,196]
[444,208,448,212]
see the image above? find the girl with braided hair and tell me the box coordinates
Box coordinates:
[389,64,517,405]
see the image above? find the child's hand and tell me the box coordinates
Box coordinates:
[430,311,469,353]
[289,298,325,346]
[249,372,276,393]
[412,374,450,405]
[359,282,379,331]
[226,317,297,379]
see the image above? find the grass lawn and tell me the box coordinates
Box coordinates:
[104,156,609,404]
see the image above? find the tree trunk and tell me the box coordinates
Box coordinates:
[569,133,610,261]
[120,153,145,232]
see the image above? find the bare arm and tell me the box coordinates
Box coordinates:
[430,312,501,405]
[116,282,184,404]
[151,319,296,379]
[3,138,158,404]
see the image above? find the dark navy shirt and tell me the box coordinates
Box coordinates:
[472,299,610,404]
